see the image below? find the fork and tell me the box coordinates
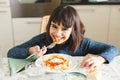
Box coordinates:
[46,42,56,49]
[26,42,56,59]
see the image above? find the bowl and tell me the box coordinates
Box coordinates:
[65,72,87,80]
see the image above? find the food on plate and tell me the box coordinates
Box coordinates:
[87,68,101,80]
[43,54,71,71]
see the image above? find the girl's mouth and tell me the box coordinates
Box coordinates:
[52,34,64,44]
[54,37,59,43]
[54,36,62,44]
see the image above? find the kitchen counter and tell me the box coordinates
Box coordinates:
[10,0,61,18]
[61,1,120,5]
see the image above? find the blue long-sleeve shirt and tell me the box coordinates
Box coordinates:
[7,33,119,63]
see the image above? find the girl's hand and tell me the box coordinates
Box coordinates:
[36,46,47,56]
[80,54,106,69]
[28,45,47,57]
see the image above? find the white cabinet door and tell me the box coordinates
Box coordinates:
[108,5,120,49]
[72,5,110,43]
[12,18,42,45]
[0,7,13,57]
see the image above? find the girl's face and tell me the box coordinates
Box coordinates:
[50,22,72,44]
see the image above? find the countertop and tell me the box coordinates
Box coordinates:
[61,1,120,5]
[11,0,120,18]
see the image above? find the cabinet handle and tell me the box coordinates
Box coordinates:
[25,22,41,24]
[0,10,7,13]
[76,8,95,12]
[0,2,7,5]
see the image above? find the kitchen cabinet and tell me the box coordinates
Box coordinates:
[72,5,110,43]
[12,18,41,45]
[72,5,120,50]
[0,0,10,6]
[0,0,13,57]
[108,5,120,49]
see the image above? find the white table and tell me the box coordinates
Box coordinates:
[0,56,120,80]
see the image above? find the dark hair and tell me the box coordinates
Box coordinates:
[46,5,85,53]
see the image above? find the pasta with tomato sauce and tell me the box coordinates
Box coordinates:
[43,55,71,70]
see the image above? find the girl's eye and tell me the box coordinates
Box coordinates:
[62,27,68,31]
[51,24,57,29]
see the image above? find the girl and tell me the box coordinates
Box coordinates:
[8,5,119,69]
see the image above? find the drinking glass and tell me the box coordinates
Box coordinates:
[25,62,45,80]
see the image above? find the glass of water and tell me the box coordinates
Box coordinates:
[25,62,45,77]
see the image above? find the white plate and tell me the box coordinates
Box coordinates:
[35,53,78,73]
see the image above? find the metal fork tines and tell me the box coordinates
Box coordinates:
[26,42,56,59]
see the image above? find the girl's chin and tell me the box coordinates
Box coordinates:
[56,41,66,44]
[53,40,62,44]
[54,40,60,44]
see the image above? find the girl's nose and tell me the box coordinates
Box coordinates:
[56,29,62,36]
